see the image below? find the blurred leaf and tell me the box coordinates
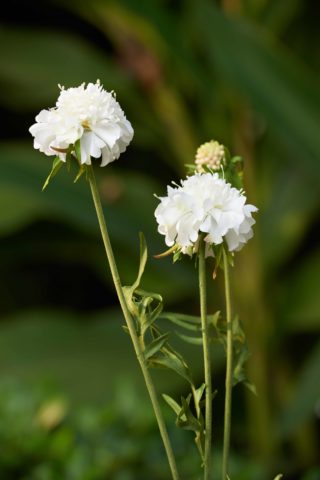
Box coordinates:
[277,340,320,438]
[175,332,203,346]
[281,250,320,331]
[259,147,320,270]
[0,142,195,302]
[193,1,320,178]
[160,312,202,332]
[0,27,130,111]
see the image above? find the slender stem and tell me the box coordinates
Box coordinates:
[198,237,212,480]
[87,165,180,480]
[222,248,233,480]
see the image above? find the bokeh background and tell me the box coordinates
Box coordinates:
[0,0,319,479]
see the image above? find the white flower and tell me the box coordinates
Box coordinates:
[155,186,202,248]
[155,173,257,254]
[29,81,133,167]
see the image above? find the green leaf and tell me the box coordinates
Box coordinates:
[277,340,320,439]
[160,312,202,331]
[193,383,206,412]
[74,165,86,183]
[0,27,131,111]
[42,157,63,191]
[162,394,181,416]
[273,475,283,480]
[141,300,163,336]
[143,333,169,360]
[130,233,148,294]
[175,332,203,345]
[149,350,192,384]
[282,250,320,332]
[208,311,221,328]
[177,395,202,432]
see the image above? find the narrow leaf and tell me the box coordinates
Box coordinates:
[74,165,86,183]
[149,352,192,384]
[130,233,148,293]
[176,331,203,345]
[194,383,206,411]
[42,156,63,191]
[177,396,201,432]
[143,333,169,360]
[141,301,163,335]
[160,312,202,331]
[162,394,181,416]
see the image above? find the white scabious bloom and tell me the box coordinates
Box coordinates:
[29,81,133,167]
[155,173,257,255]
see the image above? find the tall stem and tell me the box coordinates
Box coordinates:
[222,248,233,480]
[198,237,212,480]
[87,165,180,480]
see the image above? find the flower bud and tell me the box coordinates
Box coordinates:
[195,140,225,172]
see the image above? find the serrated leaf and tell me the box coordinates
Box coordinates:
[176,331,203,345]
[143,332,169,360]
[42,157,63,191]
[162,394,181,416]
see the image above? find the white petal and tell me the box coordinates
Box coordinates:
[93,122,121,148]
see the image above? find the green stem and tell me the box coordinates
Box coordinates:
[87,165,180,480]
[199,237,212,480]
[222,248,233,480]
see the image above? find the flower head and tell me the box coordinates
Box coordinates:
[29,81,133,167]
[155,172,257,255]
[195,140,225,172]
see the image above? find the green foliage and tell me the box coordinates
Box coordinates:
[0,0,320,477]
[42,156,64,190]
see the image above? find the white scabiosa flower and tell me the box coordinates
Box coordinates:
[155,186,202,249]
[155,173,257,255]
[29,80,133,166]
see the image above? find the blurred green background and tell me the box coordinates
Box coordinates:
[0,0,319,479]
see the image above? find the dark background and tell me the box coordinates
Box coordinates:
[0,0,319,479]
